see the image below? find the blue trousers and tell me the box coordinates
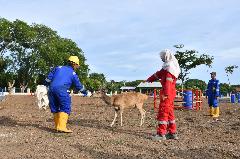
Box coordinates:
[48,87,71,114]
[208,95,218,107]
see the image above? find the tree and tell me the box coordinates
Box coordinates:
[105,80,124,94]
[174,45,214,87]
[84,73,107,92]
[0,18,89,90]
[89,73,107,87]
[232,85,240,94]
[220,83,233,96]
[185,79,207,92]
[125,80,142,87]
[225,65,238,86]
[84,78,102,92]
[106,80,116,93]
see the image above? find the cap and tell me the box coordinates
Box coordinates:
[210,72,216,76]
[68,56,79,65]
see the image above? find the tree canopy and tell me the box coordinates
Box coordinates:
[220,83,235,96]
[84,73,107,92]
[174,45,214,85]
[225,65,238,85]
[184,79,207,92]
[0,18,89,89]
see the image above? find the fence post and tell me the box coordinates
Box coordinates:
[195,90,199,110]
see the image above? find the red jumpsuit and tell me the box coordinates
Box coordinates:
[147,69,177,135]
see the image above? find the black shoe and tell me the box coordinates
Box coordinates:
[167,133,179,140]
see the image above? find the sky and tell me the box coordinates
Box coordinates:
[0,0,240,84]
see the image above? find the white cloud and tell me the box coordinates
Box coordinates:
[217,47,240,59]
[1,0,240,84]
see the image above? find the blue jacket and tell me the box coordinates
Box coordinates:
[45,65,85,92]
[206,79,220,97]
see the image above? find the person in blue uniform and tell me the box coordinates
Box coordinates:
[206,72,220,117]
[45,56,87,133]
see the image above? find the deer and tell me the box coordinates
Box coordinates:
[8,80,15,94]
[94,90,149,127]
[20,82,28,93]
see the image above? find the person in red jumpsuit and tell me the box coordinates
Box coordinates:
[146,49,180,141]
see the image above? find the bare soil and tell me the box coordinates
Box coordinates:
[0,95,239,159]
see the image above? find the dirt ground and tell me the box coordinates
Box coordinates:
[0,95,239,159]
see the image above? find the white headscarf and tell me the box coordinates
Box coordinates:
[160,49,181,78]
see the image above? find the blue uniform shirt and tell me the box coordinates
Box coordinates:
[206,79,220,107]
[45,65,86,114]
[45,65,84,92]
[206,79,220,97]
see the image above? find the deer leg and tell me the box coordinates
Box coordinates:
[110,110,118,127]
[120,109,123,126]
[142,109,146,126]
[137,103,146,126]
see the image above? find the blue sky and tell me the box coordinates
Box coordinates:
[0,0,240,84]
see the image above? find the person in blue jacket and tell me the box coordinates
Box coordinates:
[45,56,88,133]
[206,72,220,117]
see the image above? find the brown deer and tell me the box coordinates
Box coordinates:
[95,91,148,127]
[8,80,15,94]
[20,82,28,93]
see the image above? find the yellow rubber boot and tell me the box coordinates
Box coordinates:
[209,107,214,116]
[57,112,73,133]
[212,107,220,118]
[53,113,59,130]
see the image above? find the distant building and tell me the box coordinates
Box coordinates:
[137,82,162,95]
[120,86,136,92]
